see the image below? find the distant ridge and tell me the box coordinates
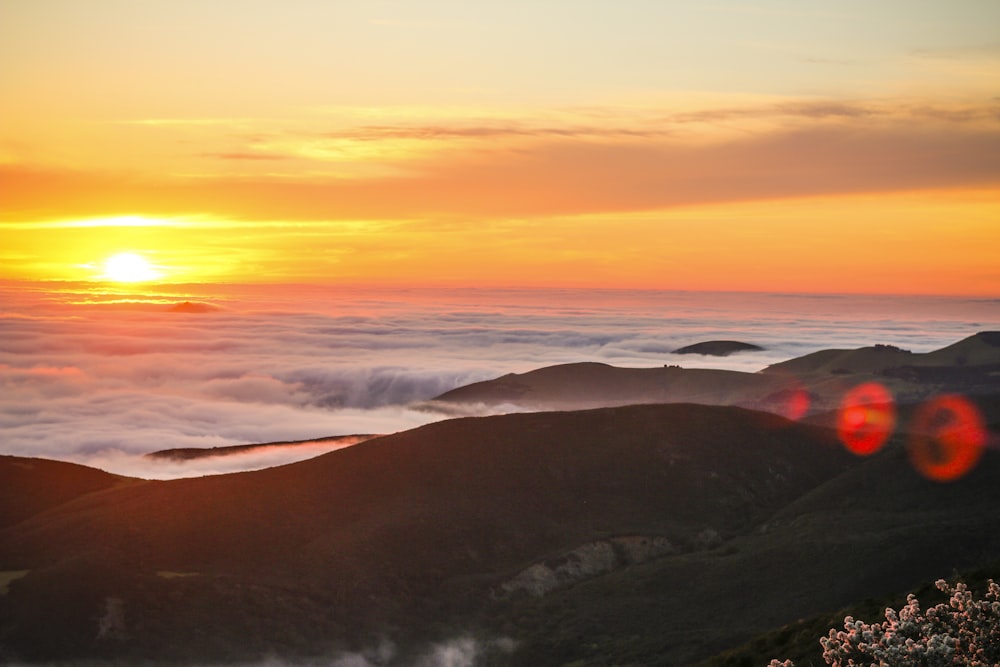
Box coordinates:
[762,331,1000,375]
[672,340,764,356]
[432,332,1000,416]
[432,362,796,411]
[166,301,219,313]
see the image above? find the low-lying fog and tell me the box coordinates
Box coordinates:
[2,281,996,478]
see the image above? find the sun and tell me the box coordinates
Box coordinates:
[102,252,161,282]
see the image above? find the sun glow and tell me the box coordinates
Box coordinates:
[102,253,161,282]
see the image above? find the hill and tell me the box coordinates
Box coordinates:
[1,402,998,665]
[432,362,799,413]
[672,341,765,356]
[0,456,131,530]
[1,403,855,663]
[431,333,1000,418]
[494,423,1000,666]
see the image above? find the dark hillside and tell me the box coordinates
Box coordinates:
[432,363,794,410]
[494,441,1000,666]
[432,333,1000,418]
[672,340,764,356]
[0,404,855,663]
[2,401,997,664]
[0,456,130,530]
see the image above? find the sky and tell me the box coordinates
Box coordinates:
[2,0,1000,292]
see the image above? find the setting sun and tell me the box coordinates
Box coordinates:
[102,252,160,282]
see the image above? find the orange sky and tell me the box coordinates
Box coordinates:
[2,1,999,294]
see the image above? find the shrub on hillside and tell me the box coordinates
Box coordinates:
[768,579,1000,667]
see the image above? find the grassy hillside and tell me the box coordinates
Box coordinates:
[1,401,997,664]
[432,362,795,410]
[0,404,854,663]
[432,333,1000,420]
[0,455,131,530]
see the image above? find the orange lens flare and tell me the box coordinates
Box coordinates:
[781,387,811,421]
[764,381,811,423]
[907,395,986,482]
[837,382,897,456]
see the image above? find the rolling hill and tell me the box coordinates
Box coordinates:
[0,456,132,530]
[1,400,998,665]
[430,332,1000,418]
[431,362,800,413]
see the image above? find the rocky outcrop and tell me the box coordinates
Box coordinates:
[496,535,676,598]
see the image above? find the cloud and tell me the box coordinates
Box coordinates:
[317,123,665,141]
[3,283,997,479]
[3,99,999,222]
[203,152,290,161]
[86,438,372,480]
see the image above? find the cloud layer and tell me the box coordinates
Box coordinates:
[4,99,999,222]
[2,282,997,478]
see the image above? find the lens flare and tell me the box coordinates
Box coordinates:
[907,395,986,482]
[763,380,811,423]
[837,382,896,456]
[783,388,811,421]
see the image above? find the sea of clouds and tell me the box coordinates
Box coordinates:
[2,281,997,478]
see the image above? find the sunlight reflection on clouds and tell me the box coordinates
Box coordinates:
[2,282,997,478]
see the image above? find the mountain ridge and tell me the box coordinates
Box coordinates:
[430,332,1000,418]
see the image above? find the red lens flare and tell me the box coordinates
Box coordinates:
[763,380,811,423]
[781,387,811,422]
[907,395,986,482]
[837,382,897,456]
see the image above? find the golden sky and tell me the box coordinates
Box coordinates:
[2,0,999,294]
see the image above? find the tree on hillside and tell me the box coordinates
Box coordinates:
[768,579,1000,667]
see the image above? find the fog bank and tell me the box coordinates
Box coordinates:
[3,282,996,477]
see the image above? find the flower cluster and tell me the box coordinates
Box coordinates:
[768,579,1000,667]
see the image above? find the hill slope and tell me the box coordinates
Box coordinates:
[431,333,1000,418]
[432,362,797,412]
[1,402,997,665]
[0,456,131,530]
[0,404,854,663]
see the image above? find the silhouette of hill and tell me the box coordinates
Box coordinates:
[0,456,130,530]
[1,400,997,665]
[432,362,798,412]
[763,331,1000,376]
[920,330,1000,365]
[432,333,1000,418]
[672,340,764,356]
[0,404,857,663]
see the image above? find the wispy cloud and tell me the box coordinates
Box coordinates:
[317,123,666,141]
[4,102,999,222]
[118,118,265,126]
[203,152,291,161]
